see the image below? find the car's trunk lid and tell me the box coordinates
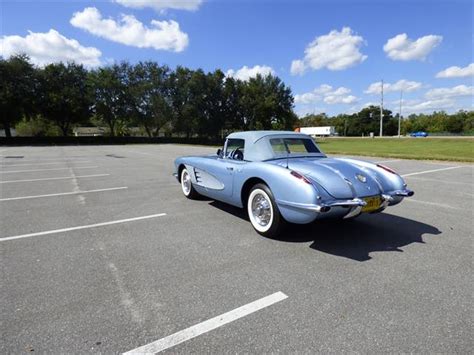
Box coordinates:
[269,157,380,199]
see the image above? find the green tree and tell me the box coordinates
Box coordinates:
[240,74,296,131]
[169,66,195,137]
[39,62,91,136]
[0,55,37,137]
[128,61,173,137]
[221,77,245,133]
[88,63,131,137]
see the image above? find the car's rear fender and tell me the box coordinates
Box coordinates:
[235,162,326,224]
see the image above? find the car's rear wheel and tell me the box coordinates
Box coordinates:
[247,183,282,237]
[181,167,199,199]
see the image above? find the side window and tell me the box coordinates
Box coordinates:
[225,139,245,160]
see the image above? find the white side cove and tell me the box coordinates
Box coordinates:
[187,165,225,190]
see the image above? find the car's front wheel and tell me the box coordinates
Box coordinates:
[181,167,199,199]
[247,184,283,237]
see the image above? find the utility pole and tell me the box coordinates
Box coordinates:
[398,90,403,137]
[379,79,384,137]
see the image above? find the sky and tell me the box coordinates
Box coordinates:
[2,0,473,116]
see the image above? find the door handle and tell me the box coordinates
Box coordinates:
[226,167,234,171]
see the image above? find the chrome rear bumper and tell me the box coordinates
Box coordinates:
[278,198,366,213]
[277,188,414,216]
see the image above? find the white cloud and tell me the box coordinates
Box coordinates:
[290,60,305,76]
[362,102,378,108]
[383,33,442,61]
[70,7,188,52]
[436,63,474,78]
[290,27,367,75]
[225,65,275,81]
[402,98,456,113]
[365,79,423,95]
[294,92,320,104]
[295,84,358,105]
[114,0,202,12]
[295,106,326,117]
[0,29,102,67]
[314,84,336,94]
[424,85,473,100]
[324,94,357,105]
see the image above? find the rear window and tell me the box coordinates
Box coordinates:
[270,138,320,155]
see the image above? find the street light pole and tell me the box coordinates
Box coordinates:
[379,79,384,137]
[398,90,403,137]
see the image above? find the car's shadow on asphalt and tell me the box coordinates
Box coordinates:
[209,200,441,262]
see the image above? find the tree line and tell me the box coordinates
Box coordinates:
[1,55,296,138]
[1,54,472,138]
[299,107,473,136]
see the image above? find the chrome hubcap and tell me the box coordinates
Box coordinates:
[251,193,272,226]
[182,171,191,194]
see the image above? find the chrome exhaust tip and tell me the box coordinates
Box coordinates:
[395,189,414,197]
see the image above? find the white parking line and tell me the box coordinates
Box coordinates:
[404,198,462,210]
[374,159,400,163]
[0,166,98,174]
[1,161,90,167]
[401,166,466,177]
[0,186,127,201]
[405,176,473,186]
[0,174,110,184]
[123,291,288,354]
[0,213,167,242]
[1,158,88,162]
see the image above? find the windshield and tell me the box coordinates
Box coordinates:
[269,138,320,155]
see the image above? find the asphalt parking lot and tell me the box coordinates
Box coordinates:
[1,144,472,353]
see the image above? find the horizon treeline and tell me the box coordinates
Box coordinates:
[1,54,296,138]
[299,108,474,137]
[1,54,473,138]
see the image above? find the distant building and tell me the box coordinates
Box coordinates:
[295,126,336,137]
[73,127,105,137]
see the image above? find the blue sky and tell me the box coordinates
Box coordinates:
[2,0,473,116]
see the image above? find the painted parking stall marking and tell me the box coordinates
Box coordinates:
[0,186,127,201]
[404,198,462,210]
[123,291,288,354]
[374,159,400,163]
[1,158,89,163]
[1,160,91,167]
[0,174,110,184]
[0,166,99,174]
[401,166,466,177]
[0,213,167,242]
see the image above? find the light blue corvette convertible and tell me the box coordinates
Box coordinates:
[174,131,414,237]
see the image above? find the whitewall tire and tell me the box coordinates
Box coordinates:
[181,167,199,199]
[247,183,282,237]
